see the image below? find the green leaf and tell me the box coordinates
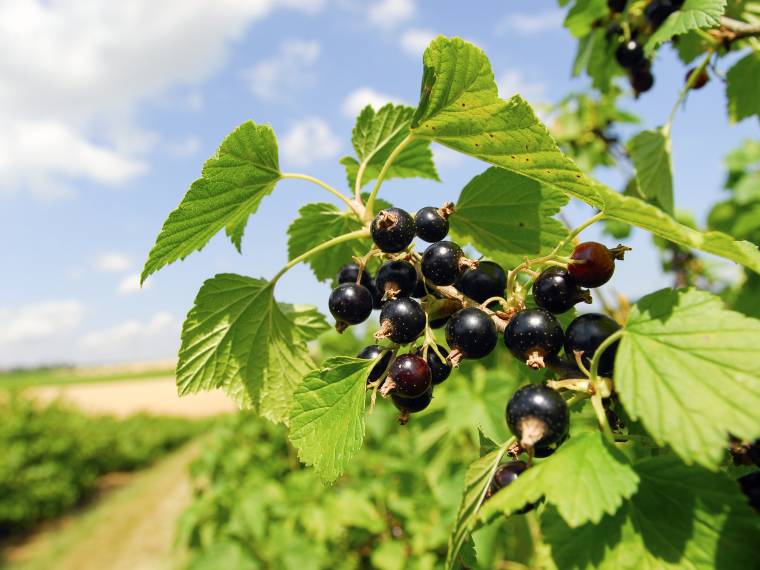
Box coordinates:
[645,0,726,57]
[675,31,709,64]
[726,52,760,123]
[449,167,569,268]
[177,274,314,424]
[340,103,438,191]
[564,0,608,38]
[586,28,619,92]
[628,129,674,214]
[617,288,760,468]
[279,303,330,341]
[142,121,281,283]
[410,36,760,274]
[287,203,371,283]
[543,455,760,569]
[445,444,509,570]
[288,356,374,483]
[479,432,638,527]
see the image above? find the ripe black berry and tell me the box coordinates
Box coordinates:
[376,298,426,344]
[389,354,432,398]
[568,242,630,288]
[506,384,569,448]
[375,260,418,299]
[487,461,535,512]
[565,313,621,376]
[356,345,393,384]
[455,261,507,304]
[337,263,371,288]
[504,309,564,369]
[421,241,470,286]
[392,386,433,415]
[370,207,416,253]
[417,345,452,385]
[630,65,655,96]
[685,67,709,89]
[532,267,591,314]
[607,0,626,12]
[615,40,645,69]
[645,0,681,29]
[738,472,760,513]
[414,205,450,243]
[445,307,498,362]
[328,283,373,330]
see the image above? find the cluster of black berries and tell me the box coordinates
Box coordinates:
[605,0,709,96]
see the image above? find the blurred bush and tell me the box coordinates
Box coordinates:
[0,394,207,534]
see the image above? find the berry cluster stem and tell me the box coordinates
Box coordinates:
[281,172,364,218]
[664,49,715,136]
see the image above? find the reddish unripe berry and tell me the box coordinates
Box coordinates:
[568,242,630,288]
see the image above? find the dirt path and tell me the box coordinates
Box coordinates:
[5,440,203,570]
[31,377,236,417]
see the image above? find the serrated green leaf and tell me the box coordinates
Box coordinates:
[675,31,709,64]
[628,129,674,214]
[279,303,330,341]
[225,216,248,253]
[726,52,760,123]
[287,203,371,283]
[445,444,510,570]
[177,274,314,424]
[478,429,500,457]
[586,28,619,91]
[288,356,374,483]
[449,167,569,268]
[543,455,760,569]
[142,121,281,283]
[617,288,760,468]
[645,0,726,57]
[479,432,638,527]
[564,0,608,38]
[340,104,438,191]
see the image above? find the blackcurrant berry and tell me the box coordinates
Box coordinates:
[328,283,373,330]
[504,309,564,369]
[417,345,452,385]
[506,384,569,448]
[445,307,498,362]
[455,261,507,304]
[487,461,536,512]
[645,0,680,29]
[607,0,626,12]
[615,40,645,69]
[356,345,393,384]
[392,386,433,414]
[389,354,432,398]
[565,313,621,376]
[414,205,451,243]
[685,67,709,90]
[368,279,384,310]
[375,260,418,299]
[370,208,416,253]
[421,241,471,286]
[376,298,426,344]
[749,439,760,468]
[630,65,655,96]
[738,472,760,513]
[568,241,630,288]
[337,263,371,288]
[532,267,591,314]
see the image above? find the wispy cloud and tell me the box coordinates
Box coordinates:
[341,87,407,117]
[368,0,415,28]
[0,301,85,345]
[399,28,435,56]
[93,252,133,273]
[280,118,341,167]
[117,273,151,295]
[243,39,321,100]
[496,69,549,105]
[496,9,565,35]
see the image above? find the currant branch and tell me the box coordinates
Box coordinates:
[280,172,364,218]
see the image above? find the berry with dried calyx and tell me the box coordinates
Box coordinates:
[568,241,631,288]
[415,203,453,243]
[506,384,569,449]
[370,207,416,253]
[356,345,393,384]
[421,241,476,286]
[375,260,418,299]
[417,345,452,385]
[328,283,373,331]
[455,261,507,304]
[564,313,621,376]
[375,298,426,344]
[503,309,564,369]
[445,307,498,364]
[532,267,591,314]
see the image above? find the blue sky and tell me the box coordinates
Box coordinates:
[0,0,757,367]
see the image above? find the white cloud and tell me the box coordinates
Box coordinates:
[341,87,406,117]
[78,312,177,350]
[166,135,201,158]
[0,301,85,345]
[243,39,321,100]
[117,273,151,295]
[93,252,133,273]
[432,145,466,168]
[368,0,415,28]
[399,28,435,56]
[497,69,549,105]
[496,10,565,35]
[280,118,341,167]
[0,0,324,200]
